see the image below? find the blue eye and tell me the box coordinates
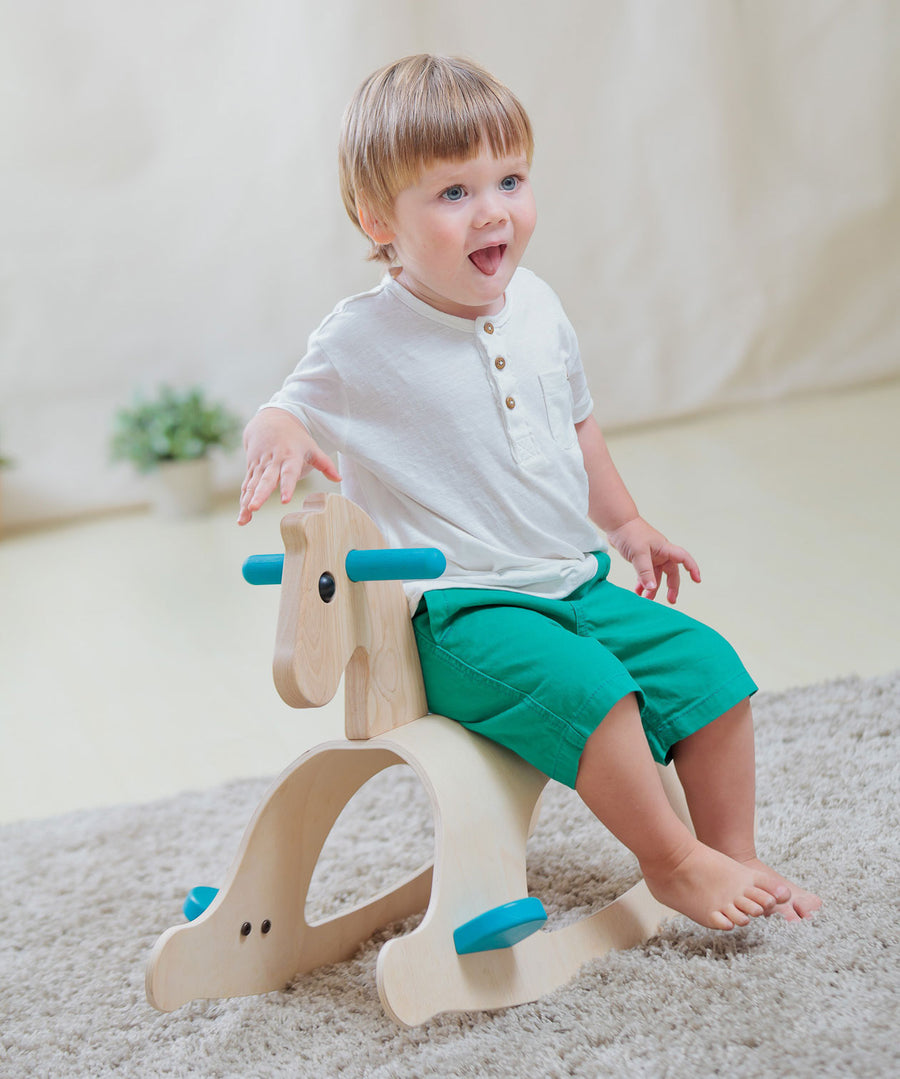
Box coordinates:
[442,185,464,202]
[500,176,519,192]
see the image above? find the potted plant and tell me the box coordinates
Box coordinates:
[111,386,241,518]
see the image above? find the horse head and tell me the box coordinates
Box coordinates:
[272,493,429,739]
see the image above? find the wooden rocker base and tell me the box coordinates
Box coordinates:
[146,714,687,1027]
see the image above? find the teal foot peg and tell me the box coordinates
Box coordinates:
[453,897,548,955]
[183,886,219,922]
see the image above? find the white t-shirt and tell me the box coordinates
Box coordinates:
[265,267,605,610]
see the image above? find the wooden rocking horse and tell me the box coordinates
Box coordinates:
[145,492,692,1026]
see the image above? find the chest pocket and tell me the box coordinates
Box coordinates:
[539,370,577,449]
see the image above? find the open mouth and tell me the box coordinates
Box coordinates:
[468,244,507,276]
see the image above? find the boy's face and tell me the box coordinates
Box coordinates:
[378,147,537,320]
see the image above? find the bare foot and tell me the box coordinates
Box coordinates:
[737,857,821,922]
[641,839,791,930]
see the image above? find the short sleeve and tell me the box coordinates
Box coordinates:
[559,312,593,424]
[263,339,347,457]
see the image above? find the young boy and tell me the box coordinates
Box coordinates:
[239,54,820,930]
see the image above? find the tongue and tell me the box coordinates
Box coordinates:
[469,245,505,275]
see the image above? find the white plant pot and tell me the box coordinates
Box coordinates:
[153,457,214,519]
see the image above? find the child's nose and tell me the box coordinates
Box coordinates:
[473,191,509,228]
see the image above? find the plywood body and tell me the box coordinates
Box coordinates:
[146,714,687,1024]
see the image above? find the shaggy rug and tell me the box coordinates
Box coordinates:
[1,674,898,1078]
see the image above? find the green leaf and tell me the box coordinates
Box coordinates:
[110,386,241,472]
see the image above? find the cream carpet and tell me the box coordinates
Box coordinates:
[1,674,897,1078]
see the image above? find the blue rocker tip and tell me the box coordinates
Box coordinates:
[183,885,219,922]
[453,897,548,955]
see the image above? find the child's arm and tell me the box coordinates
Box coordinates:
[238,407,341,525]
[575,415,700,604]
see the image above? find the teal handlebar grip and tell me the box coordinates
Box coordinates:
[242,553,285,585]
[242,548,446,586]
[345,547,446,582]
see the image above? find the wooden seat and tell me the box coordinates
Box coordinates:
[146,493,690,1026]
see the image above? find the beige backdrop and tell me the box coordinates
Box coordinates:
[1,0,898,528]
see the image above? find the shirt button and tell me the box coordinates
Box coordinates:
[484,322,494,335]
[494,357,506,370]
[505,395,516,409]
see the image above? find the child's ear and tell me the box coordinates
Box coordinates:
[357,202,395,245]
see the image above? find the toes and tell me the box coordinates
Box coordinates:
[746,886,778,912]
[795,893,823,919]
[722,904,750,928]
[756,878,791,904]
[769,879,821,920]
[734,895,766,919]
[709,909,736,931]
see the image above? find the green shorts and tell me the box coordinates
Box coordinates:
[412,553,757,789]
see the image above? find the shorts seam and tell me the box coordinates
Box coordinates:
[414,631,621,744]
[653,668,755,731]
[571,673,641,727]
[551,671,642,786]
[648,669,758,762]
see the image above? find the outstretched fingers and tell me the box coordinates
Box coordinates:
[634,546,701,604]
[238,458,281,524]
[238,447,341,525]
[661,546,702,604]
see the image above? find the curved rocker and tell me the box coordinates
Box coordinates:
[145,493,691,1026]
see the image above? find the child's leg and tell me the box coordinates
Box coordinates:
[670,699,821,920]
[575,694,790,930]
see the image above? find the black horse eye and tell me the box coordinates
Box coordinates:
[318,573,336,602]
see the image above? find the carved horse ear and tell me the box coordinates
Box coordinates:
[272,493,428,740]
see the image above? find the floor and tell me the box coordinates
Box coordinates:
[2,379,898,825]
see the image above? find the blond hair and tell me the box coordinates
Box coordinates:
[339,54,534,263]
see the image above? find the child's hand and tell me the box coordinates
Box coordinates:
[238,409,341,525]
[605,516,701,604]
